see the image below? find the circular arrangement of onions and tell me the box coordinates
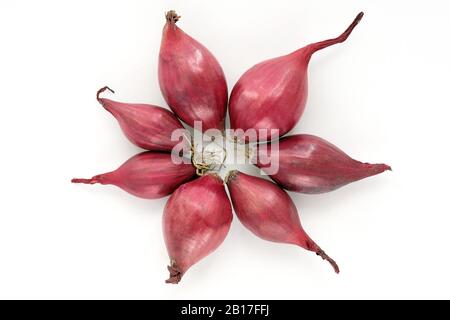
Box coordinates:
[72,10,390,284]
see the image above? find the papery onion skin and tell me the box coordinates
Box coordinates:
[226,171,339,273]
[163,174,233,284]
[254,134,391,194]
[229,12,364,142]
[159,11,228,131]
[72,152,195,199]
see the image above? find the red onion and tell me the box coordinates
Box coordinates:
[226,171,339,273]
[163,174,232,284]
[96,87,185,152]
[254,134,391,194]
[229,12,364,142]
[72,152,195,199]
[159,11,228,131]
[71,10,391,282]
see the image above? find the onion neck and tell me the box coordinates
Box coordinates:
[303,236,340,274]
[166,260,183,284]
[165,10,180,24]
[303,11,364,58]
[71,173,111,185]
[316,249,340,274]
[96,86,115,102]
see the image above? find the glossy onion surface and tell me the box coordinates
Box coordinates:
[163,174,232,283]
[72,152,195,199]
[159,11,228,131]
[255,134,391,194]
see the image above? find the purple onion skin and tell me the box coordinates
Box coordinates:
[255,134,391,194]
[159,11,228,131]
[229,12,364,142]
[229,53,308,142]
[226,171,339,273]
[72,152,196,199]
[163,174,233,284]
[97,87,185,152]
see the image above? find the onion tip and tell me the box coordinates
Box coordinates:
[165,264,183,284]
[316,249,340,274]
[96,86,115,102]
[165,10,180,24]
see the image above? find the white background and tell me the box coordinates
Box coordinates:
[1,0,449,299]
